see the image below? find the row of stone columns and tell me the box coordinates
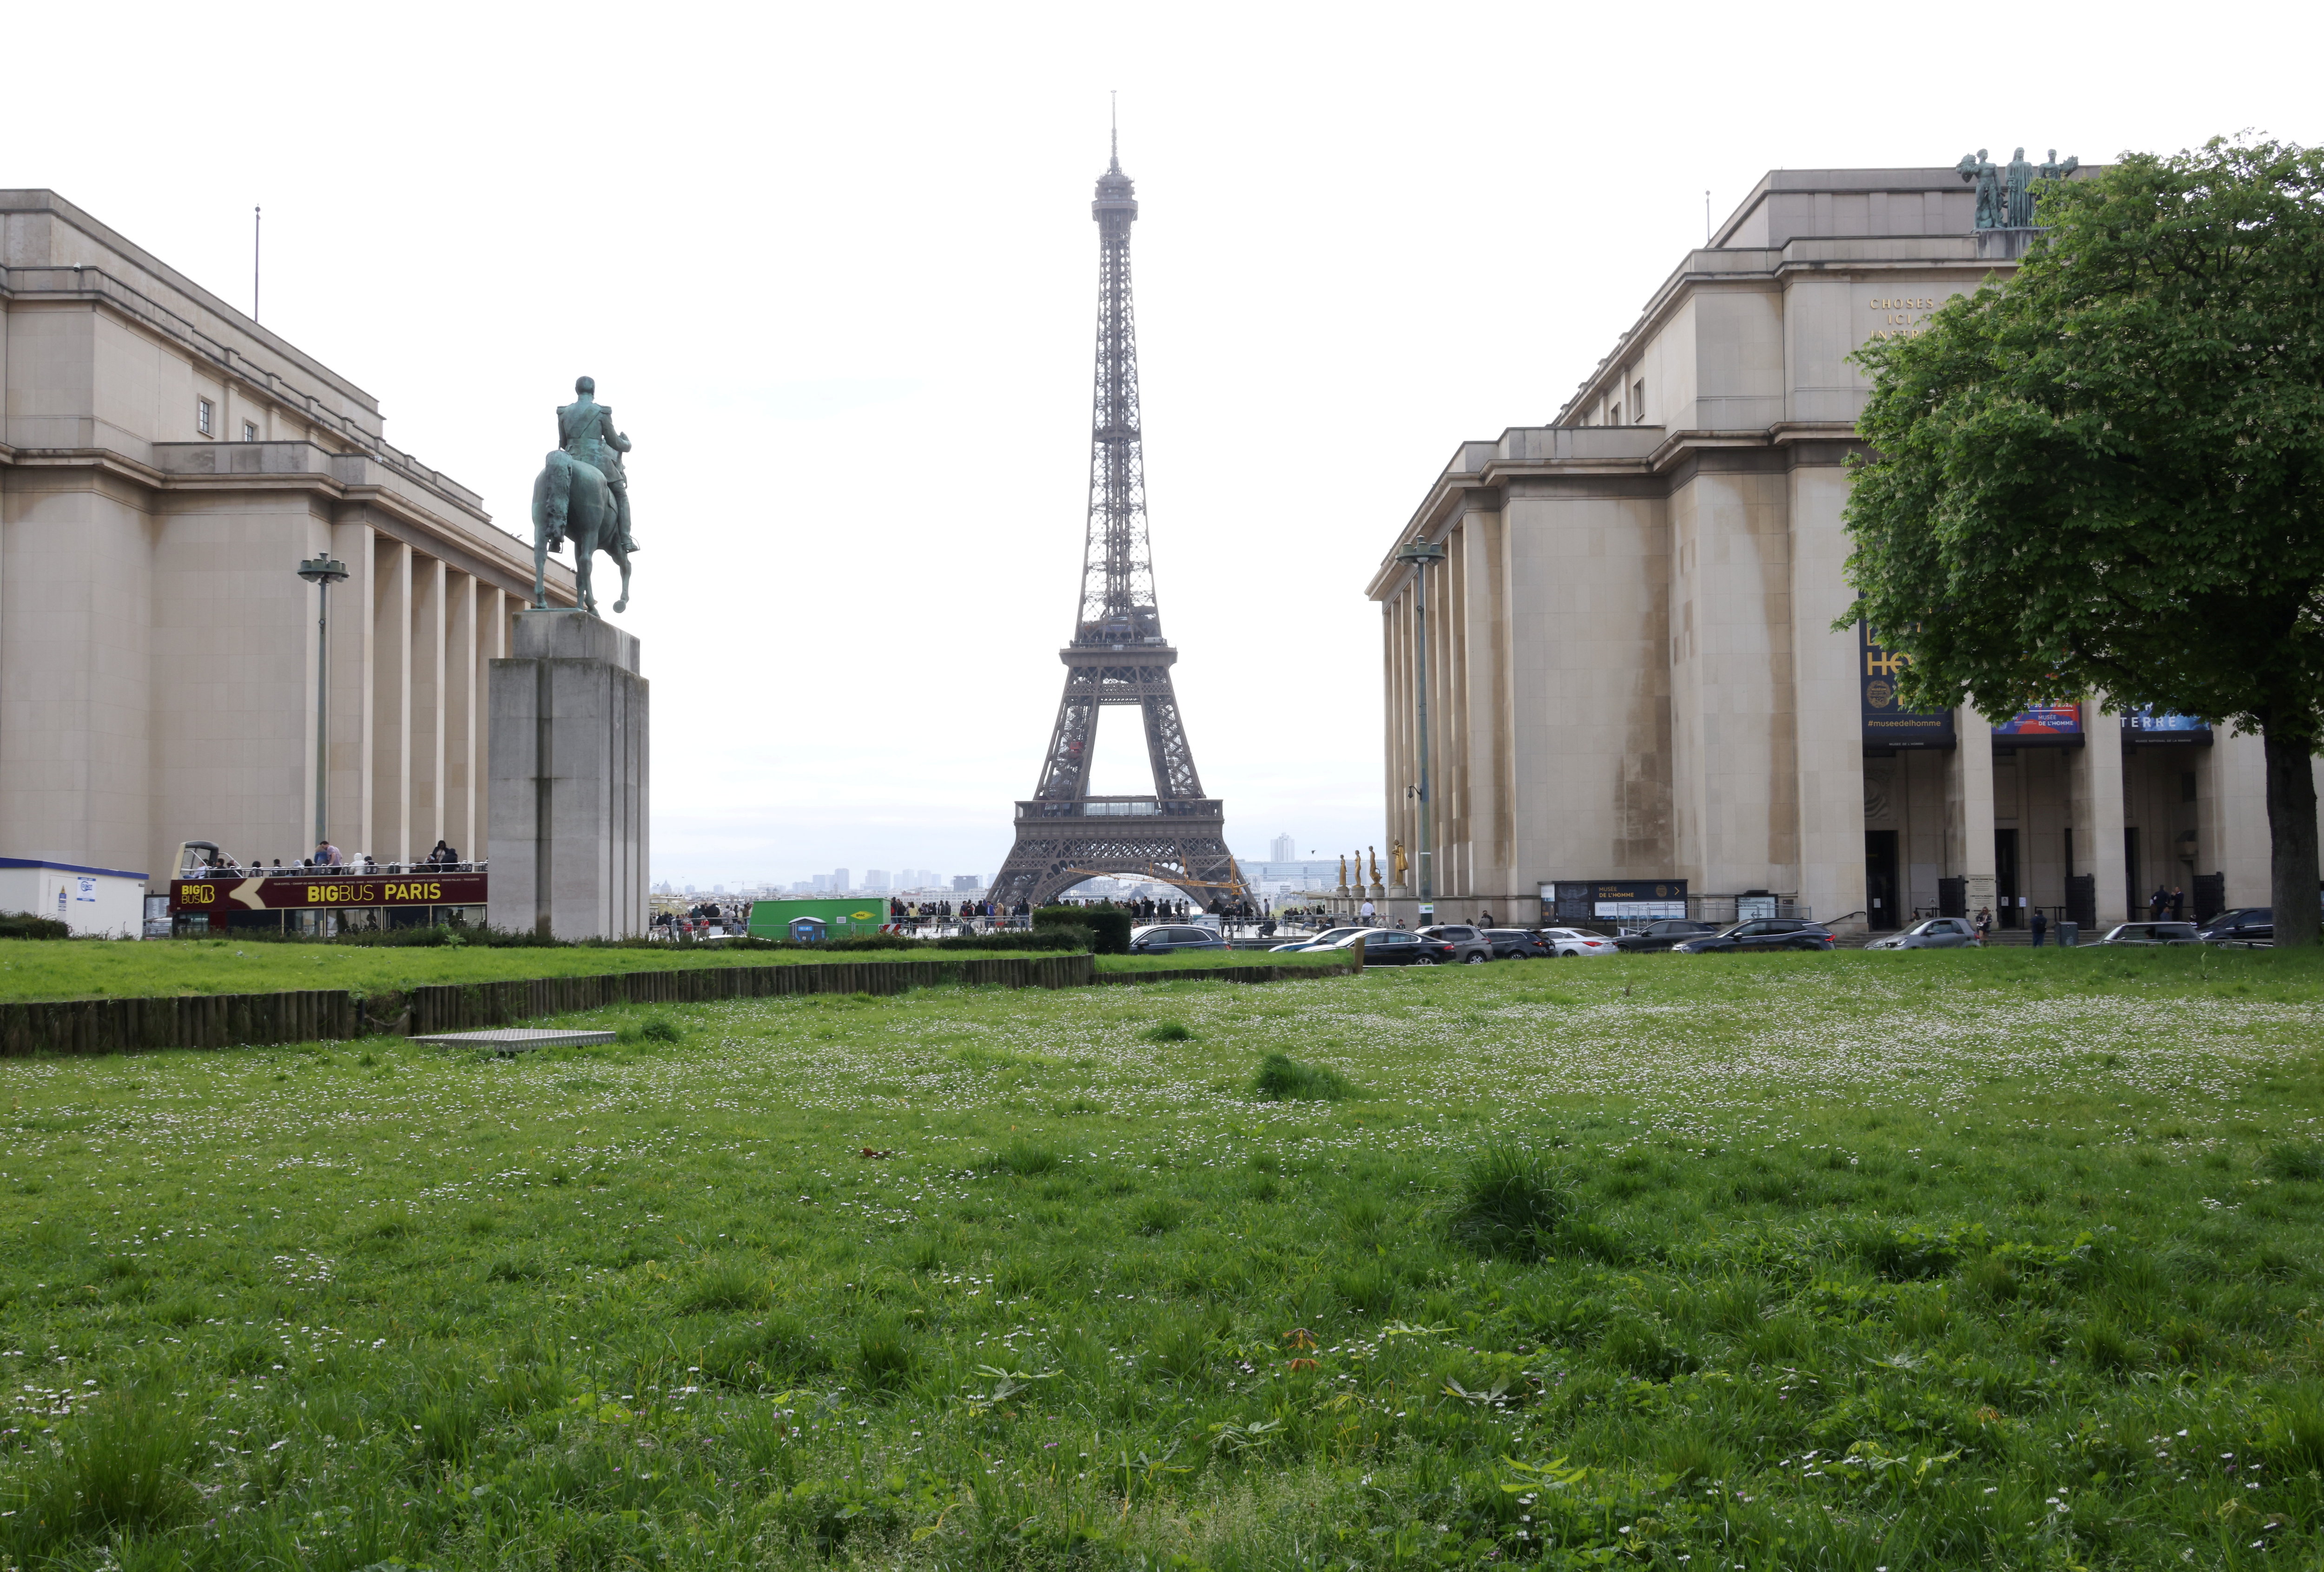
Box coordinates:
[314,520,516,866]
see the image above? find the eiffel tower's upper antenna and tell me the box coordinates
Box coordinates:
[1082,112,1151,643]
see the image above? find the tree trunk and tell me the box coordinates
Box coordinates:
[2263,720,2321,947]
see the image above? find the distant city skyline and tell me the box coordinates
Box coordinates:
[647,832,1357,903]
[651,835,1338,898]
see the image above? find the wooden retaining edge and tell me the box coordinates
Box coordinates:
[0,989,357,1059]
[1092,960,1360,986]
[0,953,1097,1058]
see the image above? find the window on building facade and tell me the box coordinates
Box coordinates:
[196,398,214,436]
[1609,400,1622,425]
[241,421,258,442]
[1632,378,1646,421]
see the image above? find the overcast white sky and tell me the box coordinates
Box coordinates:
[12,1,2321,889]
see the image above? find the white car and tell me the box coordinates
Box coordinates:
[1539,927,1619,958]
[1270,925,1375,953]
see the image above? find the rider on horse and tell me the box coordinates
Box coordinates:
[555,377,639,556]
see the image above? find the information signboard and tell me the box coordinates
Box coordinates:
[1539,880,1688,922]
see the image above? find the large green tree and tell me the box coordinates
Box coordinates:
[1844,137,2324,945]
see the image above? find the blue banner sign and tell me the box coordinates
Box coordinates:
[2121,706,2212,745]
[1859,623,1956,749]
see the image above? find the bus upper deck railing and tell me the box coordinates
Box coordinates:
[182,860,488,879]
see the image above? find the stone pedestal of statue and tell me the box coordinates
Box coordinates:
[487,609,648,939]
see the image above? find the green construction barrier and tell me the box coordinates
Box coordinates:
[746,897,891,941]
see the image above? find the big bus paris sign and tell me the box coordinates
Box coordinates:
[168,873,487,934]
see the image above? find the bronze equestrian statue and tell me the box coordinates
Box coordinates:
[530,376,639,613]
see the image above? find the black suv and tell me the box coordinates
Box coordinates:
[1614,919,1718,953]
[1672,919,1835,954]
[1350,930,1460,966]
[2197,907,2272,945]
[1415,925,1498,965]
[1482,928,1552,959]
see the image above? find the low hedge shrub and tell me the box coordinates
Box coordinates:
[1034,904,1131,954]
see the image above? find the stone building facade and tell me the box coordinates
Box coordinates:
[0,190,574,888]
[1369,166,2291,934]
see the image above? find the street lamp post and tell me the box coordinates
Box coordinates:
[297,557,349,850]
[1393,538,1446,913]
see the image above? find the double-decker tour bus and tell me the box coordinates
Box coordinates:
[163,842,487,937]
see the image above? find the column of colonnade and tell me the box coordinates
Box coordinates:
[1438,520,1463,894]
[1381,585,1414,891]
[1379,557,1456,907]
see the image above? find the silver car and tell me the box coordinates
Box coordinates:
[2092,921,2200,946]
[1865,916,1982,951]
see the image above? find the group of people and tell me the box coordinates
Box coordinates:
[888,898,1013,923]
[1973,882,2189,947]
[652,903,747,939]
[194,839,471,877]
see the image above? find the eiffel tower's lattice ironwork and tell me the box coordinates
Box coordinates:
[988,136,1242,913]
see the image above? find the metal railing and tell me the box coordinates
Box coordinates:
[182,859,487,878]
[1539,895,1814,930]
[1016,796,1226,820]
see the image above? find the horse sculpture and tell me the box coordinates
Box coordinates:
[530,447,633,614]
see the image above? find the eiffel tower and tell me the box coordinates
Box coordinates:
[987,133,1242,913]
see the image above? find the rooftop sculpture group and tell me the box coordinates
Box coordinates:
[530,376,639,613]
[1957,146,2080,230]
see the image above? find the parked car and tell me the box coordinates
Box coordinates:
[1340,929,1459,966]
[1672,918,1835,954]
[2197,907,2272,945]
[2092,921,2201,946]
[1129,924,1228,954]
[1269,925,1375,953]
[1482,927,1552,959]
[1613,919,1719,953]
[1416,924,1497,964]
[1538,927,1620,958]
[1865,916,1982,951]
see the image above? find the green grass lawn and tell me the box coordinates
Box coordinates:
[7,947,2324,1568]
[0,940,1081,1005]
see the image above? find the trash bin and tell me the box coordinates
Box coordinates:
[2058,921,2079,947]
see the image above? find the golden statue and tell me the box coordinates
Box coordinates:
[1337,853,1348,888]
[1392,841,1409,881]
[1368,846,1381,885]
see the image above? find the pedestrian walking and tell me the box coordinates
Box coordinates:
[2149,885,2169,921]
[2030,908,2049,947]
[1974,905,1992,943]
[2170,885,2185,921]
